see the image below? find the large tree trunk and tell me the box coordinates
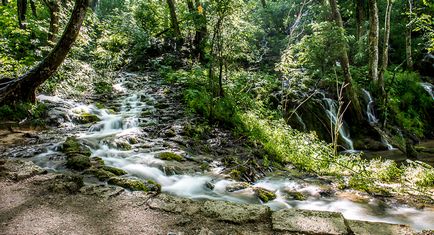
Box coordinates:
[328,0,363,120]
[355,0,365,40]
[406,0,413,69]
[166,0,182,42]
[17,0,27,29]
[368,0,379,82]
[0,0,89,105]
[378,0,392,94]
[43,0,61,43]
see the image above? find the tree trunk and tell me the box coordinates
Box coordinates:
[30,0,37,17]
[89,0,98,10]
[194,2,207,62]
[378,0,392,94]
[166,0,182,42]
[328,0,364,120]
[2,0,8,5]
[0,0,89,105]
[355,0,365,40]
[17,0,27,29]
[368,0,379,82]
[406,0,413,69]
[48,0,60,42]
[261,0,266,8]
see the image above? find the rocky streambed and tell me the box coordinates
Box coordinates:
[1,72,434,234]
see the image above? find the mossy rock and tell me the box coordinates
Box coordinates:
[157,152,184,161]
[226,182,250,192]
[66,154,91,171]
[102,166,127,176]
[115,141,132,150]
[108,177,160,192]
[61,137,91,157]
[86,167,116,181]
[284,191,307,201]
[49,174,84,194]
[76,113,101,124]
[90,157,105,167]
[254,187,277,203]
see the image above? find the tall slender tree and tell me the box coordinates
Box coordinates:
[166,0,182,43]
[368,0,379,83]
[328,0,363,120]
[0,0,89,105]
[355,0,366,40]
[406,0,413,69]
[379,0,393,94]
[17,0,27,29]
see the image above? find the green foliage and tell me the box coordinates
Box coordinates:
[0,102,47,121]
[385,71,433,137]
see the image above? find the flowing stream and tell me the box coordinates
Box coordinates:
[21,74,434,231]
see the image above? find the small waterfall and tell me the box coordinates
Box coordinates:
[420,82,434,100]
[323,98,354,150]
[381,136,395,150]
[294,111,307,131]
[361,89,379,124]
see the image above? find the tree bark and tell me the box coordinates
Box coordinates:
[43,0,60,43]
[355,0,365,40]
[17,0,27,29]
[378,0,392,94]
[192,2,207,62]
[0,0,89,105]
[2,0,8,5]
[368,0,379,82]
[406,0,413,69]
[261,0,266,8]
[166,0,182,42]
[328,0,363,120]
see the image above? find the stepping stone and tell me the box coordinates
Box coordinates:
[347,220,414,235]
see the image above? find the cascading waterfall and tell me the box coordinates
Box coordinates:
[420,82,434,100]
[28,74,434,231]
[322,98,354,151]
[361,89,379,124]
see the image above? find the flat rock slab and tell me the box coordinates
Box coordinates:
[272,209,348,235]
[347,220,414,235]
[147,193,201,215]
[201,200,270,224]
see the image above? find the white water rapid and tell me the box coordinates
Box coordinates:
[29,75,434,231]
[420,82,434,100]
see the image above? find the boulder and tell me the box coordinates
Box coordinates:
[157,152,184,161]
[108,177,160,192]
[0,159,46,180]
[271,209,348,234]
[201,200,270,224]
[148,193,201,215]
[48,174,84,194]
[253,187,277,203]
[225,182,250,192]
[66,154,91,171]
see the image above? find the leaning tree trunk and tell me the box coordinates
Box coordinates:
[378,0,392,95]
[368,0,379,82]
[328,0,364,121]
[0,0,89,105]
[17,0,27,29]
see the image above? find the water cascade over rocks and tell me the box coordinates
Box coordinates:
[10,73,434,231]
[322,97,354,151]
[420,82,434,100]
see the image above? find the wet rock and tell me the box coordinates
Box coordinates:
[0,159,46,180]
[157,152,184,161]
[164,128,177,138]
[74,113,101,124]
[114,140,132,150]
[283,190,307,201]
[201,200,270,224]
[108,177,160,192]
[253,187,277,203]
[66,154,91,171]
[225,182,250,192]
[205,181,215,190]
[61,137,91,157]
[101,166,127,176]
[271,209,348,234]
[48,174,84,194]
[85,167,116,180]
[148,193,201,215]
[347,220,414,235]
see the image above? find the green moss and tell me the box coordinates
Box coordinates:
[102,166,127,176]
[62,137,91,156]
[108,177,160,192]
[157,152,184,161]
[91,157,105,167]
[66,154,91,171]
[254,187,276,203]
[86,167,116,180]
[77,113,101,124]
[116,141,132,150]
[284,191,306,201]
